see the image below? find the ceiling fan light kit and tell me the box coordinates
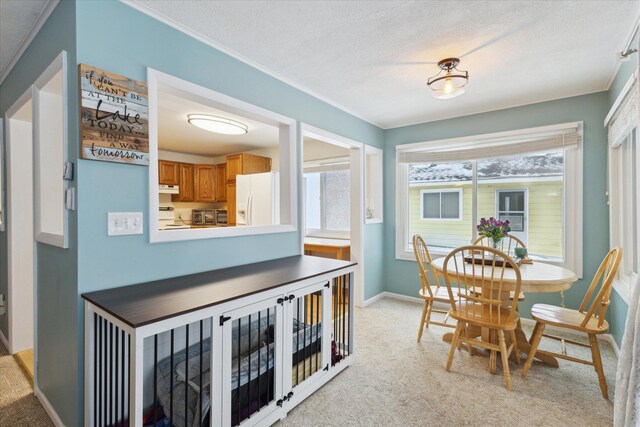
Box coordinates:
[427,57,469,100]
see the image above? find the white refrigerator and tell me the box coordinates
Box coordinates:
[236,172,280,226]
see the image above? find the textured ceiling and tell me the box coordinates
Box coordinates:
[158,90,280,156]
[131,0,639,128]
[0,0,49,80]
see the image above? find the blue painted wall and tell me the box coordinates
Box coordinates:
[74,1,384,294]
[606,32,638,348]
[383,92,611,324]
[0,0,80,425]
[72,1,384,425]
[2,1,634,425]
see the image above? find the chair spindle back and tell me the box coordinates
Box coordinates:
[578,246,623,328]
[443,246,522,325]
[413,235,441,298]
[473,234,526,259]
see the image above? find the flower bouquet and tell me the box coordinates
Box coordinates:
[477,217,511,249]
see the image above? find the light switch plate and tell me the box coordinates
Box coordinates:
[108,212,143,236]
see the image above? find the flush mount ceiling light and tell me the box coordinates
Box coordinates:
[187,114,248,135]
[427,57,469,100]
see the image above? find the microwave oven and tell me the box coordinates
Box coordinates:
[214,209,227,225]
[192,209,216,225]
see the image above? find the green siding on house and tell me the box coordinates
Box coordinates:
[409,179,563,257]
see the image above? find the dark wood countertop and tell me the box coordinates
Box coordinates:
[82,255,356,328]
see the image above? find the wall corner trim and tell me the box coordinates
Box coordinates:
[34,386,65,427]
[0,0,61,85]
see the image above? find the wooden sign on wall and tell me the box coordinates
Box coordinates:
[79,64,149,165]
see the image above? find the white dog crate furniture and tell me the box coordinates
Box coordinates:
[83,255,355,427]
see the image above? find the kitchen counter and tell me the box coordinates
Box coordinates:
[304,237,351,260]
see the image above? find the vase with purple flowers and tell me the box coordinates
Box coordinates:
[477,217,511,249]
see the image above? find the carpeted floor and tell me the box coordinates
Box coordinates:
[0,341,53,427]
[0,297,616,426]
[278,298,615,427]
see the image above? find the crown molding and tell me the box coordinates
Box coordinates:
[0,0,60,85]
[121,0,383,129]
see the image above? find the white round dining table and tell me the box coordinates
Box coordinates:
[430,256,579,368]
[430,256,579,293]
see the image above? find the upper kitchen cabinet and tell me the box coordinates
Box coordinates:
[216,163,227,202]
[172,162,194,202]
[226,153,272,183]
[194,164,216,202]
[158,160,179,185]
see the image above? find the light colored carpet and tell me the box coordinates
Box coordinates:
[0,341,53,427]
[279,297,615,427]
[0,298,616,426]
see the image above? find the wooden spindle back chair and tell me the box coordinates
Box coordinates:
[442,245,522,390]
[413,235,455,343]
[522,247,623,398]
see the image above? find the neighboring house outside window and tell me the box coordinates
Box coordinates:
[408,151,563,257]
[396,122,583,275]
[420,188,463,220]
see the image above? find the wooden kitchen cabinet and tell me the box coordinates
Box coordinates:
[158,160,179,185]
[216,163,227,202]
[194,164,216,202]
[227,182,236,225]
[172,163,194,202]
[225,153,272,183]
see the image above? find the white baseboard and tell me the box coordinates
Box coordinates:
[0,328,10,353]
[361,291,386,307]
[34,386,64,427]
[601,334,620,358]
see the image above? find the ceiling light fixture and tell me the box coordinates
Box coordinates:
[187,114,248,135]
[427,57,469,100]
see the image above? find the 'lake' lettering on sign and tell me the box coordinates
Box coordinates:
[80,64,149,166]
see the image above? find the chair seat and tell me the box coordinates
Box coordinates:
[449,301,519,330]
[531,304,609,334]
[419,286,452,302]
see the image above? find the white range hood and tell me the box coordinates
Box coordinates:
[159,184,179,194]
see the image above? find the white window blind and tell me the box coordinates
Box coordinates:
[398,123,581,164]
[608,80,638,149]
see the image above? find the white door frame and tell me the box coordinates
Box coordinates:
[300,124,365,307]
[5,86,37,374]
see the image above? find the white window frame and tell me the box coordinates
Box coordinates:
[147,68,297,243]
[607,71,639,303]
[304,169,351,239]
[364,145,383,224]
[395,123,583,278]
[419,188,463,221]
[32,51,69,248]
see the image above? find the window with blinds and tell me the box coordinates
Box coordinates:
[396,122,583,275]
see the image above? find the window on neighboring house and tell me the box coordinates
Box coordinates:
[396,122,583,275]
[420,189,463,220]
[496,190,526,232]
[608,77,639,301]
[304,169,350,237]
